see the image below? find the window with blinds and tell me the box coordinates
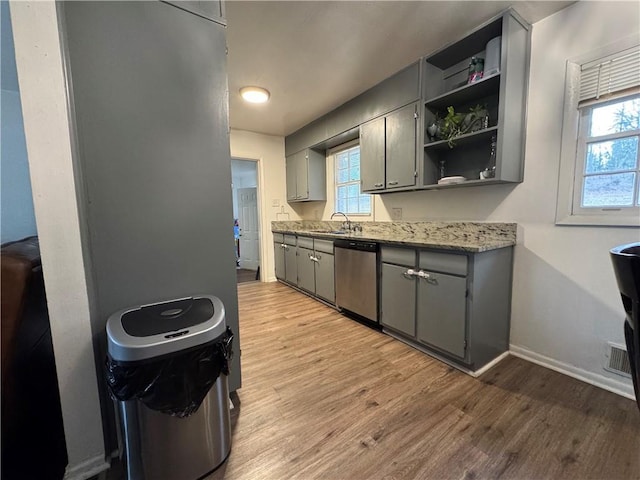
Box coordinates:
[557,42,640,225]
[579,46,640,103]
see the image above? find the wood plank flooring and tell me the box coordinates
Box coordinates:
[207,281,639,480]
[236,268,258,284]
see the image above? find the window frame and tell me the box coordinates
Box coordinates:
[556,36,640,227]
[572,94,640,216]
[330,140,372,217]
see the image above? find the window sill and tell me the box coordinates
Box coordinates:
[555,213,640,228]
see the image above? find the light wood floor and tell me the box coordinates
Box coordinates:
[206,281,640,480]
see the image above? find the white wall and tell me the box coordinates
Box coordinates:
[1,1,37,243]
[230,129,301,281]
[10,2,108,478]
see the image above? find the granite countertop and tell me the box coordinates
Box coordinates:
[271,221,516,253]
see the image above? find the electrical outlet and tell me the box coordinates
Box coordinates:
[272,199,280,207]
[391,208,402,221]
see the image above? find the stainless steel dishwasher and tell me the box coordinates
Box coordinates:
[334,238,379,326]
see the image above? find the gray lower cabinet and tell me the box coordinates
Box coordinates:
[297,247,316,293]
[273,233,298,285]
[314,244,335,303]
[380,262,417,337]
[296,236,335,303]
[380,245,512,370]
[360,102,418,193]
[273,233,286,280]
[286,148,326,202]
[416,270,467,358]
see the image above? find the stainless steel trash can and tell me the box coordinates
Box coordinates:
[106,295,232,480]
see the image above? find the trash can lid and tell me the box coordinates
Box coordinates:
[106,294,226,362]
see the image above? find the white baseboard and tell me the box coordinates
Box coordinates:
[469,351,510,377]
[64,455,110,480]
[510,344,635,400]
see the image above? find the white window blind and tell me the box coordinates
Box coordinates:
[579,46,640,103]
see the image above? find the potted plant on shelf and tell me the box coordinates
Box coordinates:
[437,104,489,148]
[440,106,465,147]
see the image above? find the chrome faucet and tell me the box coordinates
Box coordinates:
[331,211,351,232]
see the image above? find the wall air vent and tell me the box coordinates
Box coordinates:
[604,342,632,378]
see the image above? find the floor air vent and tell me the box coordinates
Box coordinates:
[604,343,632,377]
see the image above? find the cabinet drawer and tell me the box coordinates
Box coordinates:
[273,232,284,243]
[297,236,314,250]
[419,250,467,276]
[381,246,415,267]
[284,234,297,246]
[314,239,334,254]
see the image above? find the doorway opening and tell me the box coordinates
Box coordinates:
[231,158,261,284]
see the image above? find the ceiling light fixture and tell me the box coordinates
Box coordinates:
[240,86,270,104]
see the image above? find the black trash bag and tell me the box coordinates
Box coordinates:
[105,327,233,418]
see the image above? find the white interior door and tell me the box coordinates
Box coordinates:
[238,187,260,271]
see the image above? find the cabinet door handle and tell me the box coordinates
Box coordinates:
[388,181,399,186]
[417,270,430,280]
[374,182,384,188]
[403,269,417,279]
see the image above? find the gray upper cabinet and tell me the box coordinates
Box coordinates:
[286,154,298,202]
[360,102,418,193]
[286,149,326,202]
[421,10,530,189]
[385,103,418,189]
[284,9,529,194]
[360,116,385,191]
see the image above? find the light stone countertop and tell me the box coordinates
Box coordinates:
[272,221,516,253]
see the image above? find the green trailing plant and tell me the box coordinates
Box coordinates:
[437,104,489,148]
[440,106,465,147]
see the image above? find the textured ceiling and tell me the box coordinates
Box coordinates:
[225,1,574,138]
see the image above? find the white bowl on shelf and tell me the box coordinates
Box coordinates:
[437,176,467,185]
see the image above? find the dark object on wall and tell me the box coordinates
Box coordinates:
[1,236,68,480]
[610,242,640,412]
